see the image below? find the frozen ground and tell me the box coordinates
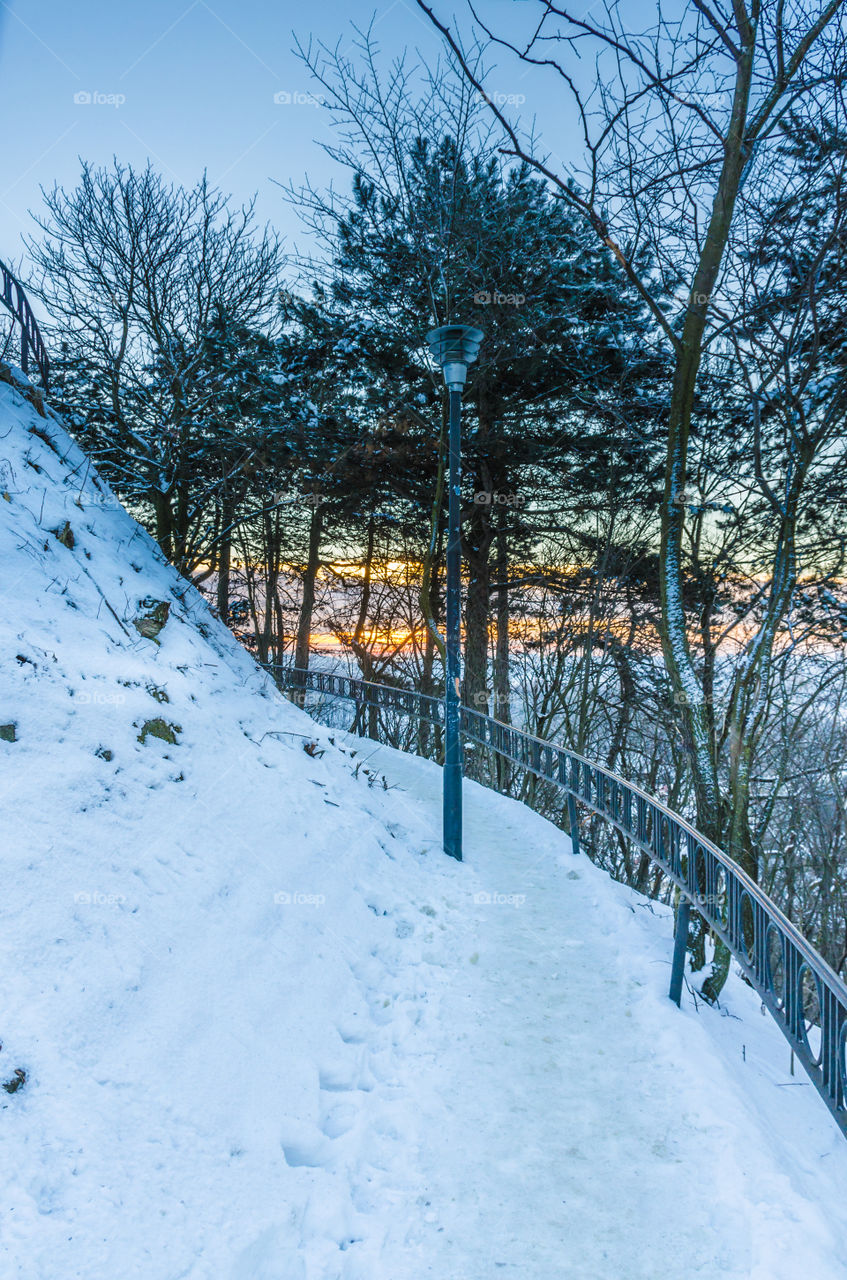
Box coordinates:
[2,368,847,1279]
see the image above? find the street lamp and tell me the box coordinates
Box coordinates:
[425,323,484,861]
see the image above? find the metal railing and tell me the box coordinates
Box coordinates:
[273,665,847,1139]
[0,260,49,389]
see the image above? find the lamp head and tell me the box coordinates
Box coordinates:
[426,324,484,391]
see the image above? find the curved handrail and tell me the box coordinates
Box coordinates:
[0,260,49,389]
[273,665,847,1138]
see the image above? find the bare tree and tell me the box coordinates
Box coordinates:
[418,0,847,995]
[27,161,286,572]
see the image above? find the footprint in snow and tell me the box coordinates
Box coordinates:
[320,1101,358,1139]
[279,1119,334,1168]
[231,1226,306,1280]
[336,1020,367,1045]
[319,1065,374,1094]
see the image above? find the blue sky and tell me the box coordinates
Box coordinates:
[0,1,583,281]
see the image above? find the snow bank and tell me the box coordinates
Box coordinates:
[0,373,463,1277]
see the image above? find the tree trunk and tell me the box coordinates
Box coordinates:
[259,509,282,666]
[350,515,379,739]
[656,42,757,1002]
[658,41,756,847]
[463,499,494,715]
[492,513,511,724]
[151,489,174,562]
[492,513,511,788]
[419,555,441,761]
[294,502,324,677]
[216,497,232,623]
[419,407,447,674]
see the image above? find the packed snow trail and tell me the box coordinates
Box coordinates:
[335,742,847,1280]
[2,367,847,1279]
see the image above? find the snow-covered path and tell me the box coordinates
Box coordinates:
[343,741,847,1280]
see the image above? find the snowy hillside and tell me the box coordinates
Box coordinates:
[3,363,847,1279]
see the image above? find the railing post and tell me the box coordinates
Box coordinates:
[567,793,581,857]
[292,664,307,710]
[0,262,48,388]
[669,896,691,1007]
